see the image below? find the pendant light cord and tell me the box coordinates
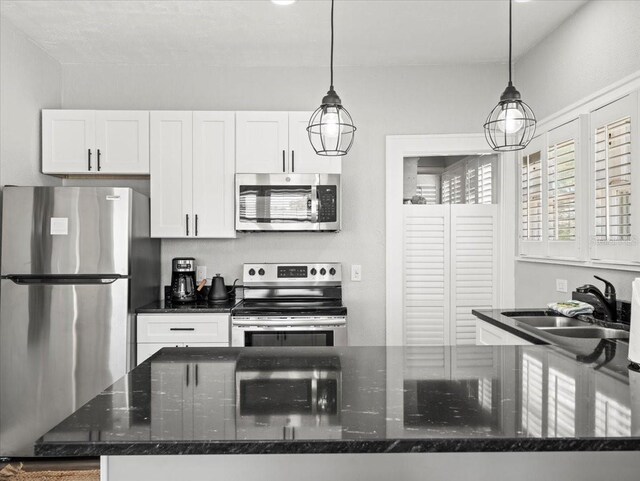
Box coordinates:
[330,0,334,89]
[508,0,512,86]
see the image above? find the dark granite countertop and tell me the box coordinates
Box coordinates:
[473,309,631,378]
[36,345,640,456]
[136,299,239,314]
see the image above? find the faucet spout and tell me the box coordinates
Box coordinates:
[576,284,617,322]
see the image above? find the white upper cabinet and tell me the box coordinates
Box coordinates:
[150,111,236,239]
[236,111,341,174]
[236,111,289,173]
[42,110,95,174]
[192,111,236,238]
[95,111,150,174]
[150,111,193,238]
[42,110,149,175]
[590,92,639,263]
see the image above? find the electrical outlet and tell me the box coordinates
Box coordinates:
[556,278,568,293]
[196,265,207,283]
[351,265,362,282]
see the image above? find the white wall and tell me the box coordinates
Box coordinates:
[515,0,640,120]
[61,63,503,345]
[0,17,62,188]
[512,0,640,307]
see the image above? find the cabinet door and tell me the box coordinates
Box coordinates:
[193,112,236,238]
[150,111,193,237]
[42,110,95,174]
[95,111,149,174]
[236,111,289,173]
[289,111,341,174]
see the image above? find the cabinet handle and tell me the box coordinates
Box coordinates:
[88,149,92,171]
[186,364,190,387]
[186,214,189,236]
[282,150,286,172]
[195,214,198,237]
[97,149,101,171]
[291,150,295,172]
[195,364,199,386]
[170,327,195,331]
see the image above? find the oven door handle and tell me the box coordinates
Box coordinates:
[232,319,346,327]
[310,185,319,223]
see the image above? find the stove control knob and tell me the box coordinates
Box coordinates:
[320,268,327,276]
[310,268,317,276]
[329,268,336,276]
[258,268,265,276]
[248,268,256,276]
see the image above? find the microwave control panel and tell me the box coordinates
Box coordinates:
[318,186,337,223]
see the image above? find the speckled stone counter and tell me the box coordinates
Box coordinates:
[35,345,640,456]
[136,299,239,313]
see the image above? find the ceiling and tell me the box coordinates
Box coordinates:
[0,0,587,67]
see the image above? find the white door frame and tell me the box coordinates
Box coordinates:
[385,134,516,346]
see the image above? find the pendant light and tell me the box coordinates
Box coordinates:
[307,0,356,156]
[484,0,536,151]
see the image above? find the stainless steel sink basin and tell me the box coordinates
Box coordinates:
[512,316,590,328]
[537,326,630,339]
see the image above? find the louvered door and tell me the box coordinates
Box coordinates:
[402,205,450,345]
[590,92,639,263]
[450,205,498,345]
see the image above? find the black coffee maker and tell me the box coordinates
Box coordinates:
[171,257,197,303]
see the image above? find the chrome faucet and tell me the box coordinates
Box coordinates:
[576,276,617,323]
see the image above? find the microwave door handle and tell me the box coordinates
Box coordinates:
[311,185,319,223]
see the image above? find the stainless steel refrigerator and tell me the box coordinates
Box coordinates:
[0,186,160,456]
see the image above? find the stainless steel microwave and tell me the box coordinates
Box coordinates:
[236,174,341,232]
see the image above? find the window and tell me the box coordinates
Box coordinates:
[594,116,632,242]
[548,139,576,241]
[590,92,638,263]
[442,169,463,204]
[521,150,542,241]
[465,156,495,205]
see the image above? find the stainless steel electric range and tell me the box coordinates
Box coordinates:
[231,263,347,347]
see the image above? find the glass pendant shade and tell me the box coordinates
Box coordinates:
[484,85,536,151]
[308,96,356,156]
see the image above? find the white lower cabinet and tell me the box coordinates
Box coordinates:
[136,313,230,365]
[475,319,533,346]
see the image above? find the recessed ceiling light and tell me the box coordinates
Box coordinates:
[271,0,297,5]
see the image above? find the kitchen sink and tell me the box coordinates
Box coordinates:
[536,326,630,339]
[502,310,629,340]
[512,316,590,328]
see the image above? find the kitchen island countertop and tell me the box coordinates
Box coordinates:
[36,343,640,456]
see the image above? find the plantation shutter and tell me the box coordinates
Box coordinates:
[590,93,639,263]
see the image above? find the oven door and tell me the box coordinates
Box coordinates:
[231,319,347,347]
[236,174,340,231]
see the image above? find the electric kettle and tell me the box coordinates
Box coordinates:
[208,274,237,304]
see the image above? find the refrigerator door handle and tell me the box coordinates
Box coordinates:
[3,275,123,285]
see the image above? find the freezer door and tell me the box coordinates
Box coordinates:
[1,186,131,275]
[0,277,130,456]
